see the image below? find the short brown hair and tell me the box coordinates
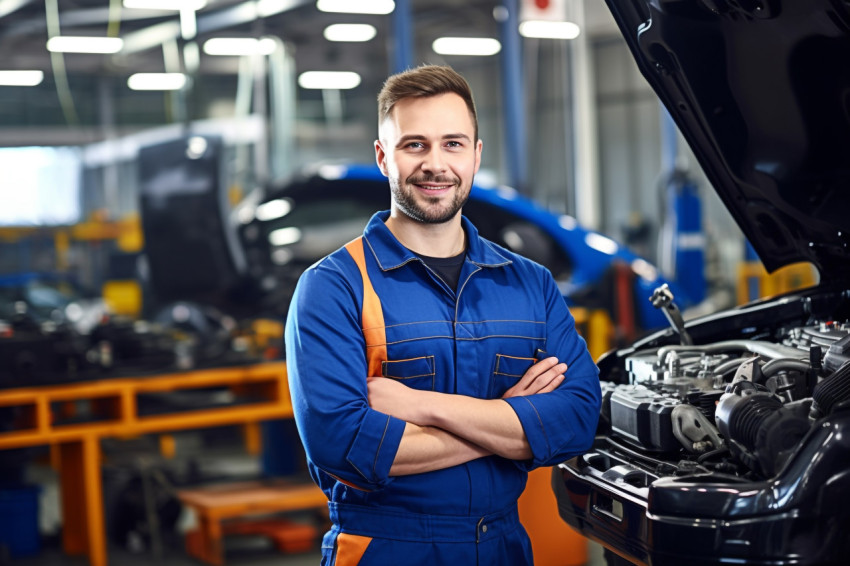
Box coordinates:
[377,65,479,141]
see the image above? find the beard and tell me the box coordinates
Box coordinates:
[390,173,470,224]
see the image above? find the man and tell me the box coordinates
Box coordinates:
[285,64,601,565]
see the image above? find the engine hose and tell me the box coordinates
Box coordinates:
[811,361,850,419]
[761,358,811,377]
[659,340,806,366]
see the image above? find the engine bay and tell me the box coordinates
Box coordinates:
[594,294,850,484]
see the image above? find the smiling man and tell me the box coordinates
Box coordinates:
[285,65,601,566]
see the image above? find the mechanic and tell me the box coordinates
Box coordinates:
[285,64,602,565]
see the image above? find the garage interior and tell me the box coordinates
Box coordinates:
[0,1,824,566]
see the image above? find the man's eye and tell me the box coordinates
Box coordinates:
[407,142,424,149]
[446,141,461,147]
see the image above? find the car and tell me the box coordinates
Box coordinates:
[551,1,850,565]
[239,162,682,332]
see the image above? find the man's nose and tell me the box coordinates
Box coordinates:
[421,147,447,173]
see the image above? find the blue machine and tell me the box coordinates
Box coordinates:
[661,169,707,306]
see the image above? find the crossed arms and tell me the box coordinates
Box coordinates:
[367,356,568,476]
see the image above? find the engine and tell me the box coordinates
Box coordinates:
[604,321,850,480]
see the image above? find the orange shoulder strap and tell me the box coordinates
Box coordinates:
[344,237,387,377]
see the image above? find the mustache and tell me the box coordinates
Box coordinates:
[406,175,459,185]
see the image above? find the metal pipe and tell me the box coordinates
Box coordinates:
[391,0,413,73]
[499,0,528,192]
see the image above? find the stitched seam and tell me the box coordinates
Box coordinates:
[367,334,545,347]
[384,373,436,379]
[519,396,550,456]
[495,354,535,377]
[383,355,434,364]
[457,320,546,325]
[362,320,545,331]
[345,458,370,484]
[457,335,547,341]
[366,335,454,347]
[373,415,391,476]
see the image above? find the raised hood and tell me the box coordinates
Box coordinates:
[605,0,850,278]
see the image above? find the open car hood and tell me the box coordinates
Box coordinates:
[605,0,850,278]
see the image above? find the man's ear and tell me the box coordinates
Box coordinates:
[375,140,389,177]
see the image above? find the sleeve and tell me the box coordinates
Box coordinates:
[285,256,406,489]
[502,269,602,470]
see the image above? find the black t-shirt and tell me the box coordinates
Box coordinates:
[416,250,466,292]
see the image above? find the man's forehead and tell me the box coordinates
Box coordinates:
[380,93,474,138]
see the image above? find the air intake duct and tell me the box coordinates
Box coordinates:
[810,361,850,419]
[716,392,811,477]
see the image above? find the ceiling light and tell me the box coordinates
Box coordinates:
[123,0,206,9]
[203,37,277,56]
[432,37,501,56]
[46,36,124,54]
[0,70,44,86]
[298,71,361,90]
[127,72,187,91]
[519,20,581,40]
[257,0,290,17]
[316,0,394,15]
[323,23,377,42]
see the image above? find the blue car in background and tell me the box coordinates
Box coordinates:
[240,163,681,334]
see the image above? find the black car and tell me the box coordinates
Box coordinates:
[552,1,850,565]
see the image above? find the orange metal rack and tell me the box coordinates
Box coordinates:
[0,361,291,566]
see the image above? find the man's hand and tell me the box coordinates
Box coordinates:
[502,357,566,398]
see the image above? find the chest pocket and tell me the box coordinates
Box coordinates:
[382,356,436,391]
[490,354,536,398]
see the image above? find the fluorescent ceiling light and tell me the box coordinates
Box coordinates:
[203,37,276,56]
[123,0,206,9]
[257,0,289,17]
[323,23,377,42]
[0,70,44,86]
[127,72,187,91]
[298,71,361,90]
[432,37,501,56]
[519,20,581,40]
[46,36,123,54]
[316,0,394,15]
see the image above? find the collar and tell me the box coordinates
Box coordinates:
[362,211,512,271]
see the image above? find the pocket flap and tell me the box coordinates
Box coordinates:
[494,354,535,378]
[382,356,435,379]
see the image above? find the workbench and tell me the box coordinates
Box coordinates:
[0,361,295,566]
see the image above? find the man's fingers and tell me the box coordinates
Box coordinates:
[538,373,565,394]
[503,359,568,398]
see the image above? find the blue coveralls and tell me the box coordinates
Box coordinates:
[285,211,601,565]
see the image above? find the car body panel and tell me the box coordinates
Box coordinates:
[605,0,850,278]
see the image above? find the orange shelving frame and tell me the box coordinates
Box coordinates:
[0,361,291,566]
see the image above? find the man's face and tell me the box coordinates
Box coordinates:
[375,92,482,224]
